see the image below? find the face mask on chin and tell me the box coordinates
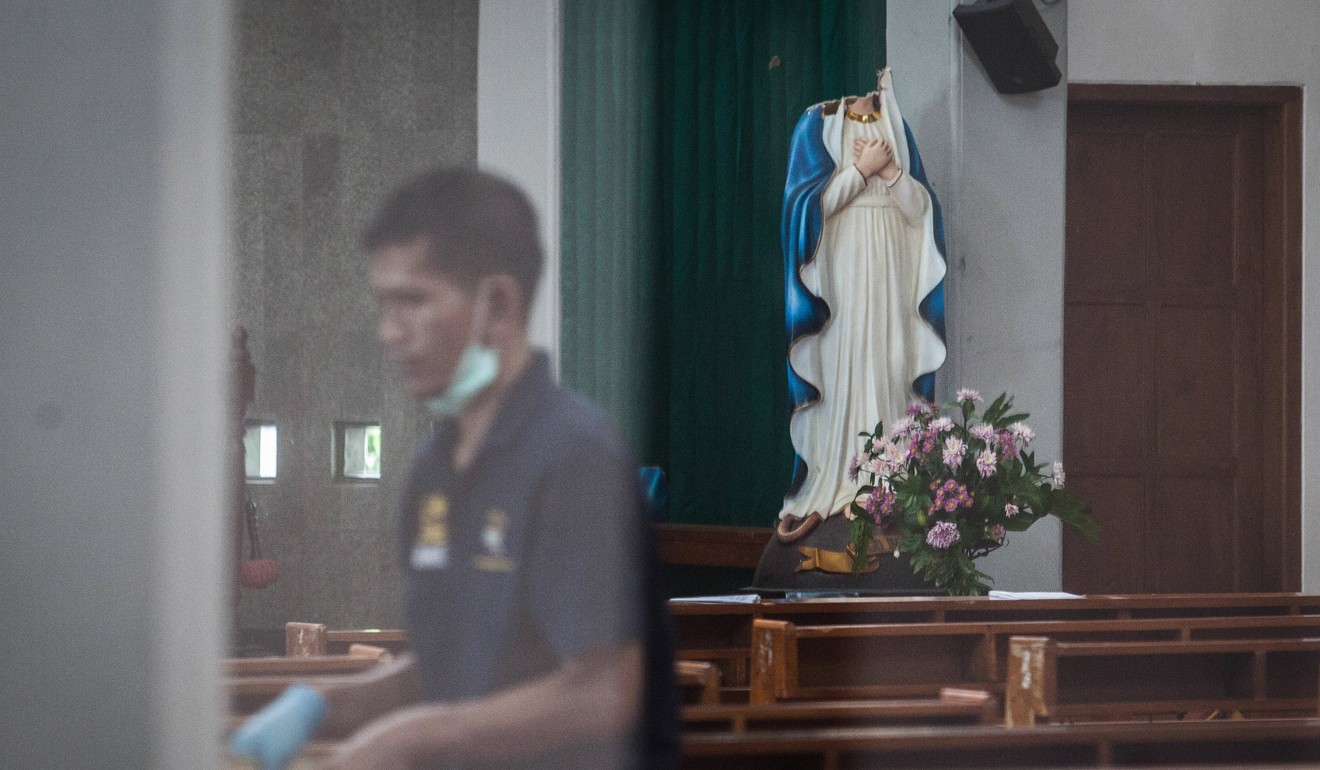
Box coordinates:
[425,283,499,417]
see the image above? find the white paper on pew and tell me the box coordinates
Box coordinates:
[988,590,1085,600]
[669,594,762,604]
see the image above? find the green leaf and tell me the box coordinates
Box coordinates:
[850,516,874,573]
[1053,499,1100,543]
[1002,515,1035,532]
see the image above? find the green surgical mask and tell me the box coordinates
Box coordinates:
[425,343,499,417]
[425,283,499,417]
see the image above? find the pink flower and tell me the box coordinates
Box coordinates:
[889,416,915,438]
[863,486,897,524]
[970,424,996,443]
[942,437,967,470]
[929,417,954,434]
[847,454,862,482]
[926,521,961,550]
[956,388,982,403]
[929,479,973,516]
[990,523,1006,542]
[998,433,1019,460]
[1004,503,1020,518]
[1053,462,1066,488]
[976,448,998,478]
[905,400,933,417]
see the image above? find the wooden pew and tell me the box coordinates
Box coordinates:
[237,719,1320,770]
[676,660,722,706]
[673,593,1320,689]
[286,621,410,657]
[681,717,1320,769]
[228,646,392,715]
[284,595,1320,688]
[748,614,1320,708]
[1006,635,1320,726]
[684,688,996,733]
[232,718,1320,770]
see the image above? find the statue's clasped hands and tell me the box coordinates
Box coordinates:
[853,137,900,182]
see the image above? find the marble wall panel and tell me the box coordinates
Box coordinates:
[233,0,478,632]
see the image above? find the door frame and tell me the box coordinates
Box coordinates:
[1066,83,1303,590]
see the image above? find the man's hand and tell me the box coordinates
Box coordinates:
[320,706,435,770]
[317,643,642,769]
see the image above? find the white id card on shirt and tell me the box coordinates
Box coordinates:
[411,544,449,570]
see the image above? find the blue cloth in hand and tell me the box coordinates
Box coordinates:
[230,684,328,770]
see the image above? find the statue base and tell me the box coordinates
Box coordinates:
[749,513,941,596]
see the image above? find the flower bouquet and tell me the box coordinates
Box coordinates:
[847,389,1098,596]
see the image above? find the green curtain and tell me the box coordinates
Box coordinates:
[560,0,666,461]
[562,0,886,527]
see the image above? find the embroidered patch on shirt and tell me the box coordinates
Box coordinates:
[474,508,515,572]
[411,494,450,569]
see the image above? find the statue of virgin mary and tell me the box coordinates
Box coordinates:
[779,68,947,532]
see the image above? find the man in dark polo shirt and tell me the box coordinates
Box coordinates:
[232,167,678,770]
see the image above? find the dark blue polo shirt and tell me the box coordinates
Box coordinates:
[399,352,679,770]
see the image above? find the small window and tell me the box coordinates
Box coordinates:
[337,422,382,481]
[244,420,278,479]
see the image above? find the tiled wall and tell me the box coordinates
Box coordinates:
[232,0,478,632]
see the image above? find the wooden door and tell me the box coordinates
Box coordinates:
[1062,86,1301,594]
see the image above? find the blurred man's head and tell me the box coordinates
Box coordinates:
[363,167,543,304]
[364,168,541,403]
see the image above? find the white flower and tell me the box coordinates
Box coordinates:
[976,448,998,478]
[929,417,954,434]
[1004,502,1020,517]
[969,424,996,443]
[1010,422,1036,445]
[1052,462,1066,488]
[880,440,906,475]
[941,437,967,470]
[956,388,982,403]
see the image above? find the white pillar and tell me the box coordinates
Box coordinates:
[478,0,563,374]
[0,1,230,766]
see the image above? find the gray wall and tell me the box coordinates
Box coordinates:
[1,1,229,767]
[232,0,480,632]
[889,0,1069,590]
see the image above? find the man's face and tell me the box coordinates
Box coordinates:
[369,238,476,400]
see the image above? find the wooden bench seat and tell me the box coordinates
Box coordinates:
[228,653,386,678]
[684,689,996,733]
[1007,636,1320,725]
[227,649,393,715]
[681,717,1320,769]
[231,719,1320,769]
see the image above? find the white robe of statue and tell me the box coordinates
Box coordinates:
[781,73,946,522]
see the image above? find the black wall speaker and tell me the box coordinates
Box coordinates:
[953,0,1062,94]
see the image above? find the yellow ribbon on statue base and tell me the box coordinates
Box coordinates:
[796,532,896,575]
